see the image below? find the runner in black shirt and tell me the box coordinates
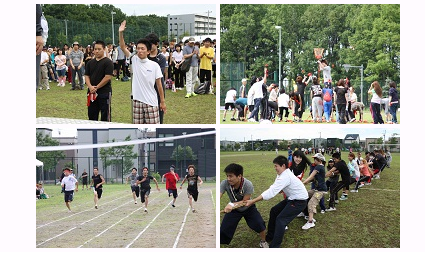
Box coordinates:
[136,167,160,213]
[180,165,203,213]
[90,167,105,209]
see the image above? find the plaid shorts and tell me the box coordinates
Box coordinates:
[133,100,160,124]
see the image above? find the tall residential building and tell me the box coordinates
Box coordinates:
[168,13,216,42]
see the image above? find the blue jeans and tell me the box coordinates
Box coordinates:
[390,103,398,123]
[323,101,332,121]
[72,67,84,88]
[249,98,262,121]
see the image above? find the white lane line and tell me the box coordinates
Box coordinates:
[210,189,215,208]
[125,191,182,248]
[360,187,399,192]
[77,194,161,248]
[172,206,191,248]
[36,193,129,229]
[36,199,134,247]
[36,227,77,247]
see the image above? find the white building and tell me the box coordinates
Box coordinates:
[168,13,216,42]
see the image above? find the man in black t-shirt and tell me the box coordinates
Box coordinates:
[325,152,349,211]
[136,167,160,213]
[90,167,105,209]
[85,40,114,122]
[180,165,203,213]
[81,170,89,190]
[333,79,348,124]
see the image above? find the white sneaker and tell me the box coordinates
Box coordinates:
[325,207,336,212]
[302,221,315,230]
[296,212,305,217]
[259,240,269,248]
[358,183,365,188]
[320,210,325,214]
[350,189,358,193]
[248,118,256,122]
[304,216,316,222]
[134,201,137,204]
[144,208,148,213]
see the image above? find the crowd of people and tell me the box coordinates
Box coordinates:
[223,59,399,124]
[37,16,216,124]
[220,147,392,248]
[53,165,202,214]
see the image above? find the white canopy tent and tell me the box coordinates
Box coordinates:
[36,159,44,183]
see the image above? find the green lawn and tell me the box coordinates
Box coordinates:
[36,79,216,124]
[220,151,400,248]
[220,108,400,124]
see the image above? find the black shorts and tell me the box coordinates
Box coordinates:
[82,180,88,185]
[168,189,178,198]
[224,103,235,110]
[187,188,199,202]
[140,188,151,203]
[131,185,140,197]
[64,190,74,202]
[94,187,103,199]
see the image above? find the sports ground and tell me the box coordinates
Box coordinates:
[36,183,216,248]
[220,151,400,248]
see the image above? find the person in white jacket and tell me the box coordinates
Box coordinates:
[245,155,308,248]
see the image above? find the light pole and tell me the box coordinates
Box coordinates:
[275,26,282,89]
[111,11,116,45]
[343,64,364,103]
[206,10,212,35]
[64,19,68,43]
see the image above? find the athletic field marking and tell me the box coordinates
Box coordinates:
[36,227,77,247]
[361,187,399,192]
[36,193,129,229]
[36,199,134,247]
[210,189,215,208]
[125,191,183,248]
[221,154,257,157]
[77,194,161,248]
[173,206,191,248]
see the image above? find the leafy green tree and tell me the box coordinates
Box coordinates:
[234,143,241,151]
[99,136,138,178]
[170,145,197,171]
[36,132,65,172]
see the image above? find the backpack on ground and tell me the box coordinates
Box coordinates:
[195,81,211,94]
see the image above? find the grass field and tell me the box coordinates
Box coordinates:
[36,78,216,124]
[220,108,400,124]
[220,151,400,248]
[36,182,216,248]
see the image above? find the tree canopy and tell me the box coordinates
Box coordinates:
[220,4,400,88]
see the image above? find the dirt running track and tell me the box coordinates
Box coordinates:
[36,184,216,248]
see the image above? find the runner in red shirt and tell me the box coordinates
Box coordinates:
[162,165,180,207]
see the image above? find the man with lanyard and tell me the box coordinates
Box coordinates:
[245,156,308,248]
[146,33,167,124]
[220,163,268,248]
[69,41,85,90]
[90,167,105,209]
[180,165,203,213]
[126,167,140,204]
[85,40,114,122]
[136,167,160,213]
[182,37,199,98]
[61,168,78,213]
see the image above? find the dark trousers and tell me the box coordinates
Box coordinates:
[200,69,211,83]
[390,103,398,123]
[268,199,307,248]
[278,107,289,120]
[329,180,349,208]
[116,59,126,79]
[337,103,347,124]
[220,205,265,245]
[370,102,384,124]
[88,93,111,122]
[355,175,371,190]
[173,65,185,88]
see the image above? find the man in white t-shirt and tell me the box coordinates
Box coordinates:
[317,59,332,89]
[119,20,166,124]
[223,87,237,121]
[248,67,267,122]
[61,168,78,212]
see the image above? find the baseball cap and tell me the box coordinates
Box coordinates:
[188,37,196,43]
[311,153,325,162]
[328,159,334,163]
[73,41,79,46]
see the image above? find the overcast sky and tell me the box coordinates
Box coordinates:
[113,4,216,17]
[220,127,400,142]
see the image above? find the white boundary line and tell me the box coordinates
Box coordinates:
[173,206,191,248]
[77,194,161,248]
[361,187,399,192]
[210,189,215,208]
[125,191,183,248]
[36,193,129,229]
[36,199,134,247]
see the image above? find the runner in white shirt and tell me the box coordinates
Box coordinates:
[223,88,237,121]
[61,168,78,212]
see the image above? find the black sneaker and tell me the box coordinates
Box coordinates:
[70,87,76,90]
[230,118,236,121]
[172,204,175,207]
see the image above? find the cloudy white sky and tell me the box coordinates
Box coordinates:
[220,127,400,142]
[113,4,216,17]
